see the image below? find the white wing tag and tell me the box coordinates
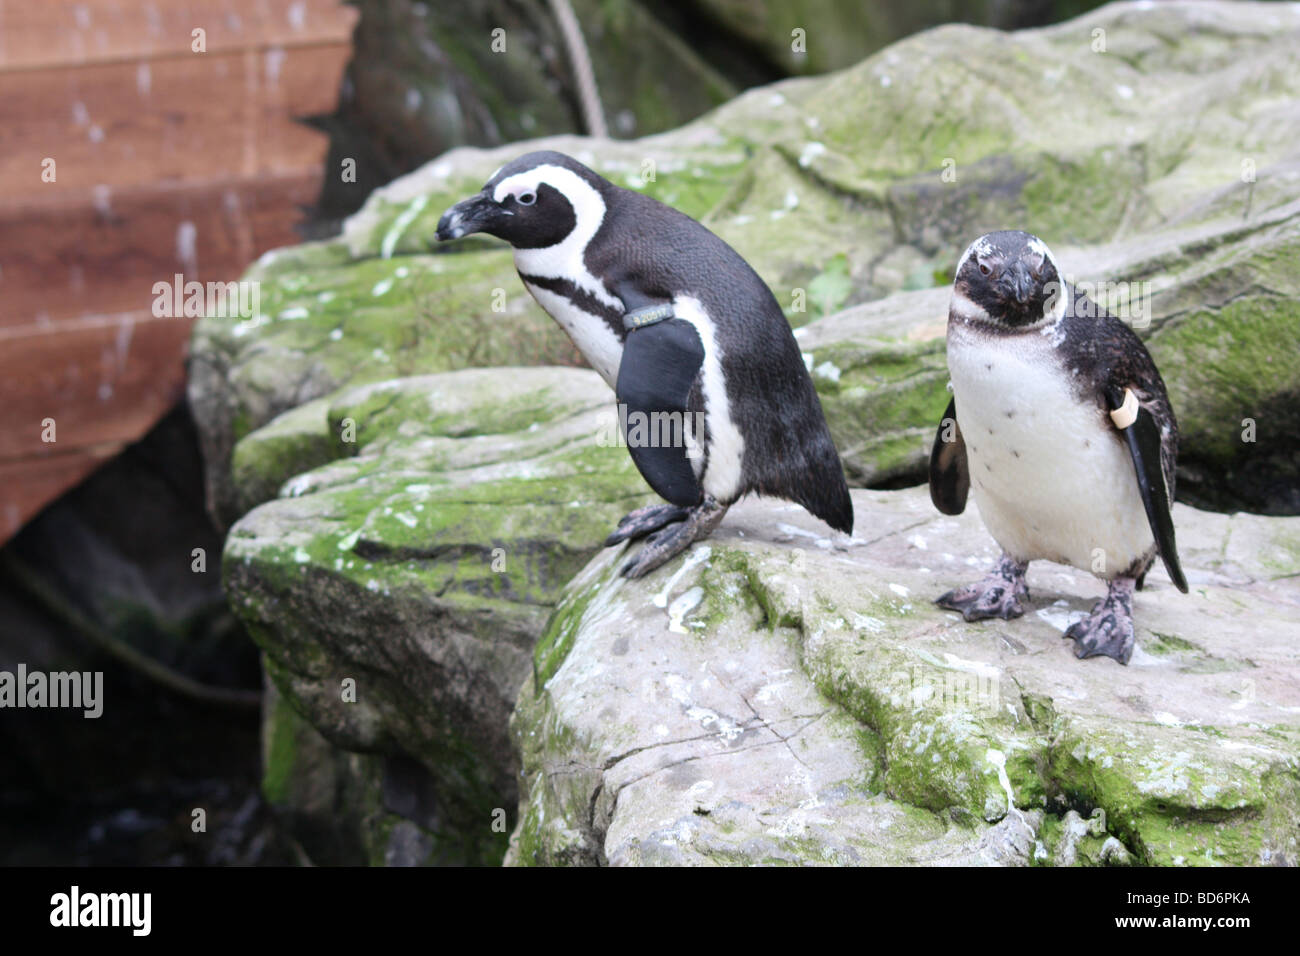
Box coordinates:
[1109,387,1140,429]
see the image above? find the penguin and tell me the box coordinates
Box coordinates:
[928,230,1187,664]
[435,150,853,578]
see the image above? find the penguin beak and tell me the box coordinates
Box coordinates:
[1007,263,1035,305]
[436,193,505,241]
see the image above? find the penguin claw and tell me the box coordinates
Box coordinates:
[1065,579,1136,665]
[618,497,727,579]
[935,584,1025,622]
[935,554,1029,622]
[604,504,690,546]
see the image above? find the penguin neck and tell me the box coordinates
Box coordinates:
[949,285,1070,342]
[510,171,621,314]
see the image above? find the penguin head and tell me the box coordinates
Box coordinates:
[436,150,609,250]
[953,230,1067,328]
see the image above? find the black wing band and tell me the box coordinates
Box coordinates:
[1107,385,1188,593]
[616,318,706,507]
[929,396,969,515]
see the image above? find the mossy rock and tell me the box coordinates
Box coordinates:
[225,367,653,862]
[192,1,1300,524]
[197,1,1300,866]
[508,486,1300,866]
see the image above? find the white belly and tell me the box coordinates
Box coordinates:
[522,281,624,388]
[947,325,1153,577]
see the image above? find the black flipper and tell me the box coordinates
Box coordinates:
[928,397,969,516]
[1106,384,1188,593]
[615,318,706,507]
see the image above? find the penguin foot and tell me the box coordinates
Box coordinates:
[935,553,1029,622]
[619,497,727,579]
[1065,578,1136,665]
[604,504,691,546]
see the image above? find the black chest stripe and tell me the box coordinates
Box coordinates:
[519,273,627,342]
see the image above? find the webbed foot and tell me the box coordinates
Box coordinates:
[618,497,727,579]
[1065,577,1136,665]
[604,504,691,546]
[936,553,1029,622]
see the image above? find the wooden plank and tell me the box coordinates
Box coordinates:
[0,0,358,71]
[0,44,350,195]
[0,311,191,462]
[0,445,123,544]
[0,168,323,327]
[0,0,358,546]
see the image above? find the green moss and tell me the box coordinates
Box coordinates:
[1145,631,1205,656]
[532,581,601,690]
[1259,526,1300,576]
[231,397,339,512]
[1020,149,1148,245]
[695,550,764,632]
[1152,287,1300,464]
[1043,719,1294,865]
[627,158,748,219]
[810,338,950,483]
[807,254,854,320]
[261,679,300,805]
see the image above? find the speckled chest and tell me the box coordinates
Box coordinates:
[946,319,1150,566]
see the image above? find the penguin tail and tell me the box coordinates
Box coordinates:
[801,461,854,535]
[786,433,854,536]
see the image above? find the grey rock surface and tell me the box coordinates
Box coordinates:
[510,487,1300,865]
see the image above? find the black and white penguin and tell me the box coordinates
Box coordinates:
[928,230,1187,664]
[436,150,853,577]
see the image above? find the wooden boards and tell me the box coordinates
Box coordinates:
[0,0,358,544]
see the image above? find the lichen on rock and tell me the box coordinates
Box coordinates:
[192,1,1300,521]
[509,488,1300,866]
[224,367,652,864]
[190,1,1300,866]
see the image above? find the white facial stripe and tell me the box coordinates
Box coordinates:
[496,182,533,202]
[503,164,622,313]
[492,165,580,205]
[1027,237,1069,325]
[673,295,745,501]
[949,287,990,322]
[951,235,990,325]
[1048,276,1069,324]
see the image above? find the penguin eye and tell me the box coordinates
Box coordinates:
[517,191,536,206]
[978,262,991,277]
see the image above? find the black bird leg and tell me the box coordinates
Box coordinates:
[1065,576,1137,665]
[936,552,1029,621]
[616,496,728,579]
[604,504,691,546]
